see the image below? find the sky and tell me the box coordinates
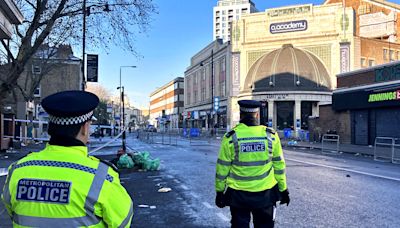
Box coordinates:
[86,0,327,108]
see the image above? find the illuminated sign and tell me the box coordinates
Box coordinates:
[270,20,308,34]
[368,90,400,103]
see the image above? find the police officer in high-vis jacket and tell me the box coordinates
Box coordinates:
[215,100,290,228]
[1,90,133,227]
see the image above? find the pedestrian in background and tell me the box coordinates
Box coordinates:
[1,90,133,227]
[215,100,290,227]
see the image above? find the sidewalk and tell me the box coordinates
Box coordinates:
[281,140,375,156]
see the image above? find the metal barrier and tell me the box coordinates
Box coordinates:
[137,130,178,146]
[373,137,400,163]
[374,137,394,162]
[321,134,340,154]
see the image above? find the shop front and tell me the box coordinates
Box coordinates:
[333,81,400,145]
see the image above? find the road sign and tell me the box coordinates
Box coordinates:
[87,54,98,82]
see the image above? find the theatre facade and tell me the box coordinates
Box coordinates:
[229,3,356,131]
[229,0,400,133]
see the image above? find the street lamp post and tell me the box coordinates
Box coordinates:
[81,1,111,90]
[119,65,136,152]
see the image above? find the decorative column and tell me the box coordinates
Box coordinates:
[295,100,301,134]
[268,101,274,128]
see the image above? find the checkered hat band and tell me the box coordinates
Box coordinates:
[240,107,259,113]
[49,111,93,125]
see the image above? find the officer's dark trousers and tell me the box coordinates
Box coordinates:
[230,206,274,228]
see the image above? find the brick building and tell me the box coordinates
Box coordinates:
[149,77,184,130]
[184,39,231,130]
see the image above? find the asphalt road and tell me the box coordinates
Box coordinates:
[119,135,400,228]
[1,135,400,227]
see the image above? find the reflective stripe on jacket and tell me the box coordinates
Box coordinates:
[1,144,133,228]
[215,123,287,192]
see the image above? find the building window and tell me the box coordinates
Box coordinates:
[390,50,395,62]
[236,15,240,20]
[383,49,388,61]
[368,59,375,67]
[222,23,225,28]
[216,11,220,17]
[34,86,41,98]
[228,10,233,15]
[236,9,239,14]
[361,57,366,67]
[222,10,225,15]
[222,17,226,21]
[32,65,41,74]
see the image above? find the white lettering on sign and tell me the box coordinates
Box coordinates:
[270,20,308,34]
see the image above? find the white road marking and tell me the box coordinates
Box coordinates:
[217,212,230,222]
[173,179,181,184]
[147,175,163,178]
[202,202,213,209]
[166,175,174,179]
[287,158,400,182]
[190,192,199,199]
[180,184,189,190]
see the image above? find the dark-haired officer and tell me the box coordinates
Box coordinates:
[215,100,290,228]
[1,90,133,227]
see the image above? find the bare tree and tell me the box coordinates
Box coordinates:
[0,0,156,108]
[86,82,111,101]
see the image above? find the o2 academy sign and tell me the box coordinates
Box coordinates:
[270,20,308,34]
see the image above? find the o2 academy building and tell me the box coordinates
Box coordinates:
[229,0,400,133]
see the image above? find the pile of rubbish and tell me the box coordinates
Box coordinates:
[287,140,298,146]
[117,151,160,171]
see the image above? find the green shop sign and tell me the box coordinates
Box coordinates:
[368,90,400,103]
[375,64,400,82]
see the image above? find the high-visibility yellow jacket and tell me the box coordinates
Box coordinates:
[215,123,287,193]
[1,144,133,227]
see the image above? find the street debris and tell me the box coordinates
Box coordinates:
[287,140,298,146]
[346,174,351,177]
[131,151,160,171]
[117,154,135,169]
[158,187,172,193]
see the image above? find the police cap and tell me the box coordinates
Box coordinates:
[238,100,261,113]
[41,90,99,125]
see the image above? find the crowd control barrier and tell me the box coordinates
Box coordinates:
[321,134,340,154]
[374,137,400,164]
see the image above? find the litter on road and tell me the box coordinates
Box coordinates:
[158,187,172,193]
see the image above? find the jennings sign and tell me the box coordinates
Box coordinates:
[270,20,308,34]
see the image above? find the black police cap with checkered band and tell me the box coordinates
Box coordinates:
[41,90,99,125]
[238,100,261,113]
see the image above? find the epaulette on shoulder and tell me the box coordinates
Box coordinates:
[225,130,235,138]
[99,159,119,173]
[266,127,276,134]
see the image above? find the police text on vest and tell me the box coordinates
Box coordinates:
[16,179,71,204]
[240,142,266,152]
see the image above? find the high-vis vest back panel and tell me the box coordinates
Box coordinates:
[216,124,287,193]
[1,145,133,228]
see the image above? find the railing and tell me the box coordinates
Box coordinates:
[137,130,178,146]
[374,137,400,164]
[321,134,340,154]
